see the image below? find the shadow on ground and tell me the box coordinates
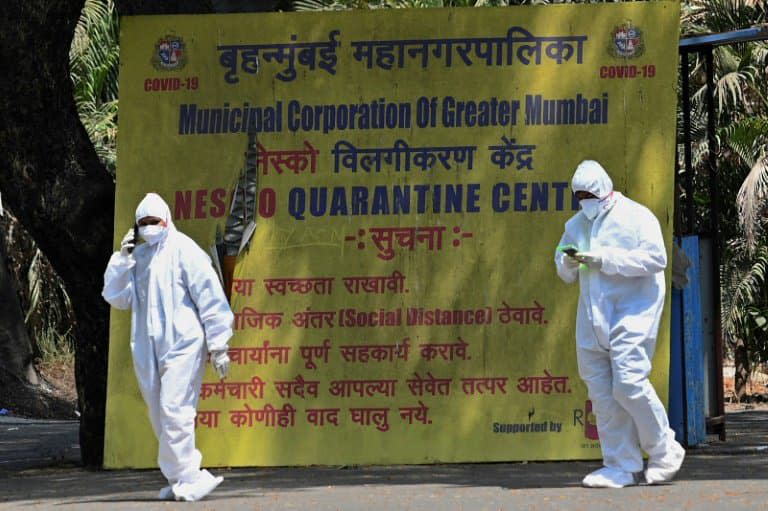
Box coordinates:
[1,412,767,505]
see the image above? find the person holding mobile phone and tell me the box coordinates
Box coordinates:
[554,160,685,489]
[102,193,233,501]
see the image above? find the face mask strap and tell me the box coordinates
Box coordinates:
[599,191,614,203]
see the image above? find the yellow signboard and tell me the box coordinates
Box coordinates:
[106,2,680,468]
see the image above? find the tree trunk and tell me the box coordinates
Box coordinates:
[1,0,115,466]
[0,208,77,418]
[733,337,751,402]
[0,225,37,386]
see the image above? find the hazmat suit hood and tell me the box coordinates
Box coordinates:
[571,160,613,198]
[571,160,618,220]
[135,192,177,246]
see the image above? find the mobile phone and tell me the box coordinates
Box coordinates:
[129,224,139,253]
[558,244,578,257]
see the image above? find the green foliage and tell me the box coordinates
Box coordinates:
[34,325,75,365]
[25,249,76,365]
[679,0,768,378]
[69,0,119,177]
[722,243,768,365]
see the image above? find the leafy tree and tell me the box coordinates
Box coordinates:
[70,0,120,177]
[1,0,117,465]
[681,0,768,399]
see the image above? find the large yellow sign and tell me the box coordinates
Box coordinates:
[106,2,680,468]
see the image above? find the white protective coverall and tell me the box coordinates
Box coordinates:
[554,161,684,487]
[102,193,233,500]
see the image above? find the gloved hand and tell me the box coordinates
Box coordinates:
[120,228,135,257]
[574,251,602,270]
[211,350,230,379]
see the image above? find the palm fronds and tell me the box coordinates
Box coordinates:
[737,155,768,250]
[681,0,768,395]
[69,0,119,177]
[723,243,768,364]
[25,248,76,364]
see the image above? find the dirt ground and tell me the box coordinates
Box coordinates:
[36,359,78,403]
[722,363,768,410]
[2,360,78,419]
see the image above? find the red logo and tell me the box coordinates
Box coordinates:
[584,400,599,440]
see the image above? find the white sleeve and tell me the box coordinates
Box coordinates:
[599,211,667,277]
[555,232,579,284]
[102,252,135,310]
[183,246,234,353]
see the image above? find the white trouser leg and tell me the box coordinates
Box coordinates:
[156,342,206,484]
[132,340,163,441]
[577,346,643,473]
[608,331,673,460]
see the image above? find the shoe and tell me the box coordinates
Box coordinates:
[582,467,637,488]
[158,485,174,500]
[645,441,685,484]
[173,470,223,502]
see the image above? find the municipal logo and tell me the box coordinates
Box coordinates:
[151,35,187,70]
[608,23,644,59]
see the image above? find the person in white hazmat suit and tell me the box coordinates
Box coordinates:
[554,160,685,488]
[102,193,233,501]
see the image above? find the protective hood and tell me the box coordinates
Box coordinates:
[135,193,177,245]
[571,160,614,199]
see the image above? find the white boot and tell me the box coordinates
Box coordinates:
[582,467,637,488]
[172,469,224,501]
[645,440,685,484]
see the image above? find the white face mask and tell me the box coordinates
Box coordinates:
[138,224,166,244]
[579,198,601,220]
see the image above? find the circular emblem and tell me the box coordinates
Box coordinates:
[151,35,187,71]
[608,23,644,59]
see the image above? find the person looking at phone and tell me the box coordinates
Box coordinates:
[554,160,685,488]
[102,192,233,501]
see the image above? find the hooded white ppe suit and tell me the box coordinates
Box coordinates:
[554,161,684,485]
[102,193,233,500]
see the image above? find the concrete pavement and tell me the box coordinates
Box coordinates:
[1,410,767,510]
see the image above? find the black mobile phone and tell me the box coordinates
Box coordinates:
[129,224,139,253]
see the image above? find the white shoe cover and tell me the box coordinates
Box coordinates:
[582,467,637,488]
[158,485,174,500]
[172,469,224,502]
[645,441,685,485]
